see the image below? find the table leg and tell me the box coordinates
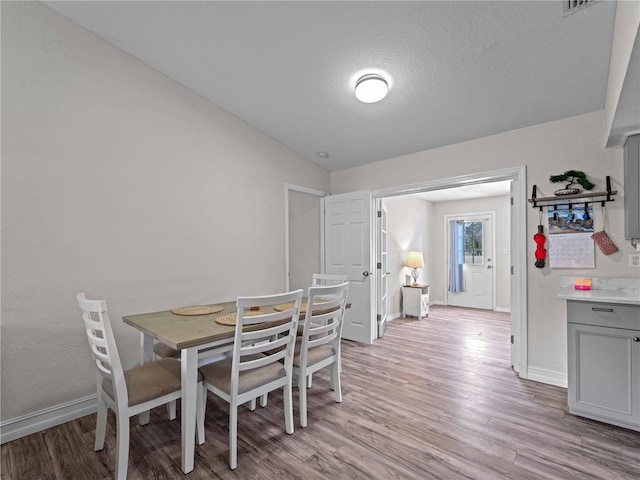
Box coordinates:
[181,347,198,474]
[140,332,154,364]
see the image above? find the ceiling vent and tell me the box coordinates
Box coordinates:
[563,0,600,16]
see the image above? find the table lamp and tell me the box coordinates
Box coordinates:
[406,251,424,286]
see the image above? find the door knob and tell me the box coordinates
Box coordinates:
[487,265,493,269]
[633,337,640,342]
[363,271,370,277]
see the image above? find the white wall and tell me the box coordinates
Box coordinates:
[382,196,432,316]
[331,111,640,384]
[1,2,329,422]
[432,195,511,311]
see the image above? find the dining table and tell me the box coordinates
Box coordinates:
[123,295,348,473]
[122,296,325,473]
[123,299,243,474]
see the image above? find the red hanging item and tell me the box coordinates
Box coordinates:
[534,225,546,268]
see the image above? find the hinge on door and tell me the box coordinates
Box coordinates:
[511,197,514,205]
[511,335,514,344]
[511,266,514,274]
[377,262,382,269]
[377,210,382,217]
[377,314,381,322]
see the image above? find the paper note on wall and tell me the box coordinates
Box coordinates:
[548,233,595,268]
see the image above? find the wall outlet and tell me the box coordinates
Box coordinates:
[629,253,640,268]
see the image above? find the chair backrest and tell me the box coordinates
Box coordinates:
[300,282,349,365]
[311,273,348,287]
[231,289,304,395]
[77,293,127,408]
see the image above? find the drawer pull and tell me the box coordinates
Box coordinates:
[591,307,614,313]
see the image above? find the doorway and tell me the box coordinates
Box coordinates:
[372,166,527,376]
[284,184,327,292]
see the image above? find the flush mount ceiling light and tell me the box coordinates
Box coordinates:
[354,74,389,103]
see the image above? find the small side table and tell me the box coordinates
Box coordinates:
[402,284,430,319]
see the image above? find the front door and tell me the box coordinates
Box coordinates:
[324,190,374,344]
[446,213,495,310]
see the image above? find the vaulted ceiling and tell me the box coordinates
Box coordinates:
[45,1,620,172]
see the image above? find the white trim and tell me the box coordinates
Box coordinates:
[284,183,328,291]
[527,366,568,388]
[371,166,528,380]
[1,394,97,444]
[495,307,511,313]
[386,312,403,322]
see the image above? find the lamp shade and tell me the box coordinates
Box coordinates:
[406,251,424,269]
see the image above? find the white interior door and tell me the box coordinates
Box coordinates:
[377,200,389,337]
[324,190,374,344]
[446,213,495,310]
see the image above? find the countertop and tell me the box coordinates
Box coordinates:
[557,287,640,306]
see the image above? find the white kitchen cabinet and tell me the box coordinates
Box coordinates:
[402,284,429,319]
[624,134,640,240]
[567,300,640,432]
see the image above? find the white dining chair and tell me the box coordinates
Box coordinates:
[294,282,349,427]
[311,273,348,286]
[77,293,204,480]
[197,289,303,470]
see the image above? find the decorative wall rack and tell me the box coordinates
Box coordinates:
[528,176,617,210]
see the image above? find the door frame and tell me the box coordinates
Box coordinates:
[372,166,527,377]
[284,183,328,291]
[443,211,496,310]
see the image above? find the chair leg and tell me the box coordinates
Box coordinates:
[138,410,150,425]
[167,400,177,420]
[331,362,342,403]
[94,395,108,451]
[284,382,294,434]
[307,374,313,388]
[249,398,256,411]
[260,393,268,407]
[298,376,308,428]
[229,402,238,470]
[115,413,130,480]
[196,384,206,446]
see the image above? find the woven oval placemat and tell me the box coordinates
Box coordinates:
[274,302,308,314]
[215,310,266,326]
[171,304,224,316]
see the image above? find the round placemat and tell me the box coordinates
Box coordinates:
[171,304,224,316]
[215,310,266,326]
[274,302,308,314]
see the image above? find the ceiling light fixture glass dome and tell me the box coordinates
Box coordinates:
[354,74,389,103]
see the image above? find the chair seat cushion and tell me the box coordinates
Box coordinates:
[199,354,285,395]
[103,358,201,407]
[293,344,335,367]
[153,343,179,358]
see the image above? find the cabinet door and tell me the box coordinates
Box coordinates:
[568,323,640,429]
[625,134,640,239]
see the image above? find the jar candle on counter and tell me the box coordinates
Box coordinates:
[574,278,592,290]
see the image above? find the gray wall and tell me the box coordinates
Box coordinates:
[1,2,329,421]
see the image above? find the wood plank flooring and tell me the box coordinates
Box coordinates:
[3,305,639,479]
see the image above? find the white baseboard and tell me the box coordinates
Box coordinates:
[526,366,568,388]
[386,312,402,321]
[495,307,511,313]
[0,394,97,445]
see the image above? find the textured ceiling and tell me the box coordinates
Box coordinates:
[44,1,618,172]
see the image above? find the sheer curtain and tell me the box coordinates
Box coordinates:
[448,220,464,292]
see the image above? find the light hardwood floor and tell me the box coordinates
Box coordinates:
[2,305,639,479]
